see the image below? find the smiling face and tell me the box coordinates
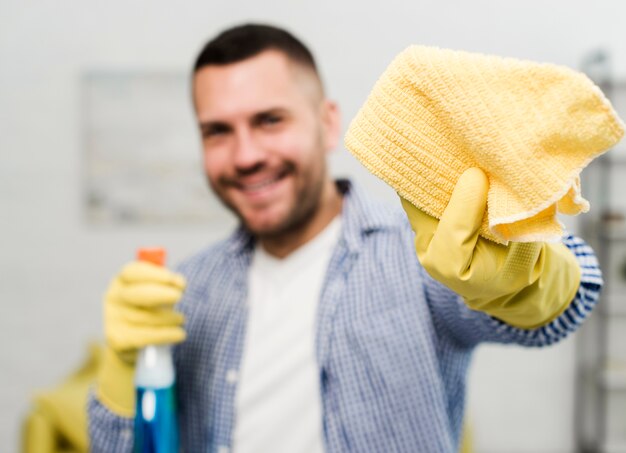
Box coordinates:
[193,50,340,241]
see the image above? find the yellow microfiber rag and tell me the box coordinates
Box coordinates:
[345,45,625,244]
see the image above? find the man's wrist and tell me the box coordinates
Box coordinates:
[96,347,136,418]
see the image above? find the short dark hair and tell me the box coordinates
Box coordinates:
[194,23,319,75]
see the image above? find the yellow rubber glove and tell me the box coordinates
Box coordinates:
[96,261,186,417]
[400,168,581,330]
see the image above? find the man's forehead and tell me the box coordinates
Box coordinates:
[195,51,302,93]
[193,50,321,120]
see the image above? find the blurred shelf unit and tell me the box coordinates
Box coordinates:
[598,226,626,242]
[577,51,626,453]
[599,366,626,392]
[602,444,626,453]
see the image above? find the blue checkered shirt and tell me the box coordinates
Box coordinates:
[89,180,602,452]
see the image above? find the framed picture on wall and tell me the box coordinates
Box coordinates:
[82,71,232,226]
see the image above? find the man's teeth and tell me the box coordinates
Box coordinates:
[241,176,280,191]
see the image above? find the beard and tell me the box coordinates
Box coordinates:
[209,159,328,240]
[252,174,325,240]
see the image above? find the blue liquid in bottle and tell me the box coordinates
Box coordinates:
[134,345,179,453]
[134,384,178,453]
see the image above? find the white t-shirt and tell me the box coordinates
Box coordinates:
[232,217,342,453]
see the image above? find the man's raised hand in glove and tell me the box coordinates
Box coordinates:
[400,168,581,329]
[96,261,186,416]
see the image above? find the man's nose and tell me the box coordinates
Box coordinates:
[232,130,266,172]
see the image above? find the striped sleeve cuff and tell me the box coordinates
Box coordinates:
[88,388,134,452]
[487,233,602,347]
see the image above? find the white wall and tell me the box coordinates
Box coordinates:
[2,1,625,452]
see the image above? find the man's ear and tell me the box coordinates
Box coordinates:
[321,100,341,152]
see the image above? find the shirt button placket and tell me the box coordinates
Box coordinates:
[226,369,238,384]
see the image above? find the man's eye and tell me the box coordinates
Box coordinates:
[260,115,282,126]
[202,125,229,138]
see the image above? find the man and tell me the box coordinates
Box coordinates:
[89,24,601,452]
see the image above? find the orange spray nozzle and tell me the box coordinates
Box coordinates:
[137,247,166,266]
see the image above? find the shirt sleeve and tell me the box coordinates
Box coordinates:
[87,390,134,452]
[425,233,602,348]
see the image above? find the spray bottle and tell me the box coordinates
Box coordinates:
[134,248,179,453]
